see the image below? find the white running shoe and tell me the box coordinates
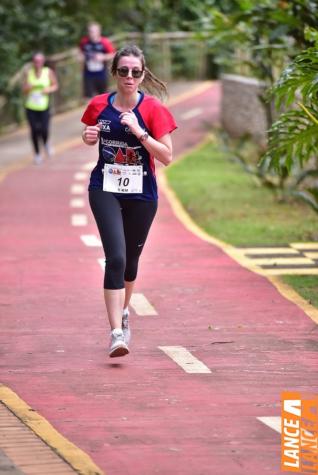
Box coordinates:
[44,144,53,158]
[33,153,43,165]
[122,308,131,345]
[109,328,129,358]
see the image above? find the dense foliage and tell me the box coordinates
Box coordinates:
[0,0,208,95]
[261,27,318,211]
[193,0,318,213]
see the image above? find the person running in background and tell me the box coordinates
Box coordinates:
[81,44,177,358]
[23,52,58,165]
[79,22,115,98]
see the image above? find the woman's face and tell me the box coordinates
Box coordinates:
[115,55,144,94]
[33,54,45,69]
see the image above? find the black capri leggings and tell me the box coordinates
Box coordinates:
[25,108,50,154]
[89,189,158,289]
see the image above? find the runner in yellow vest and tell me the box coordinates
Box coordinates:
[23,52,58,164]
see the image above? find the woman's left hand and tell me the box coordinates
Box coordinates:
[119,110,143,137]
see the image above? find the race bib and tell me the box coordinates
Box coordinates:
[103,164,143,194]
[86,59,104,72]
[29,91,45,106]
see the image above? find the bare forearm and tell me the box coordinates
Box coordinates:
[140,135,172,166]
[44,84,58,94]
[119,111,173,166]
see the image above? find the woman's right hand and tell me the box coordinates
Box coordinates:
[82,124,101,145]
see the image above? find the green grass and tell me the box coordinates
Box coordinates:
[282,276,318,308]
[166,139,318,307]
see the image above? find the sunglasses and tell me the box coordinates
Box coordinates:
[116,67,144,78]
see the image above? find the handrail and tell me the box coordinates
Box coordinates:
[8,31,200,88]
[1,31,209,130]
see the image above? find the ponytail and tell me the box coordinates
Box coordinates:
[141,67,168,101]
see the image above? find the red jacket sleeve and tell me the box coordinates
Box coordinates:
[81,94,109,125]
[148,99,177,139]
[101,37,116,54]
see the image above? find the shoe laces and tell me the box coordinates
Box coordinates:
[112,329,124,340]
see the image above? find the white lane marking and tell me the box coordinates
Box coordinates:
[71,184,85,194]
[304,252,318,259]
[74,172,88,181]
[291,242,318,250]
[98,258,105,270]
[240,247,299,255]
[80,235,102,247]
[70,198,85,208]
[82,161,96,171]
[257,417,281,433]
[250,257,314,265]
[180,107,203,121]
[130,293,158,316]
[159,346,211,374]
[71,214,88,226]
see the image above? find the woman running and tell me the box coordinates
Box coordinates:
[23,52,58,164]
[81,44,177,357]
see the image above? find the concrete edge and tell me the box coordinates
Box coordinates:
[0,385,104,475]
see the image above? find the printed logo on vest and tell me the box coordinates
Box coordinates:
[98,120,111,132]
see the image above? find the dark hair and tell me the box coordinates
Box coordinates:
[111,44,168,100]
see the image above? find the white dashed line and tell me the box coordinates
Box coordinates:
[70,198,85,208]
[70,184,85,194]
[81,161,96,171]
[159,346,211,373]
[74,172,88,181]
[130,293,158,316]
[80,234,102,247]
[257,417,281,434]
[95,261,157,318]
[71,214,88,226]
[180,107,203,121]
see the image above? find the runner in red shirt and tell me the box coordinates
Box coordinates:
[79,22,115,98]
[81,44,177,358]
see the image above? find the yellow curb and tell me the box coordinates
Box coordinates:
[0,385,104,475]
[158,135,318,326]
[54,136,83,154]
[0,158,30,184]
[167,81,215,107]
[0,136,83,185]
[267,276,318,325]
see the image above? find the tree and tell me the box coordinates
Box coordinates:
[261,27,318,213]
[194,0,318,127]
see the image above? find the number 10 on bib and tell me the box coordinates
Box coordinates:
[103,164,143,194]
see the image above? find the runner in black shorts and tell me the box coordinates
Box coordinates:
[81,45,177,357]
[79,22,115,98]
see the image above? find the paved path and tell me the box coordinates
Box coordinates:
[0,81,317,475]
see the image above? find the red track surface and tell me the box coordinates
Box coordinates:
[1,83,317,475]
